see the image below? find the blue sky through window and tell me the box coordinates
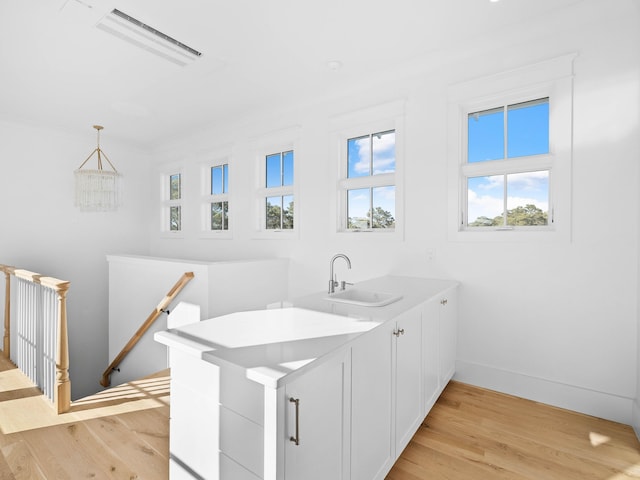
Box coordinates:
[467,98,550,225]
[346,131,396,227]
[266,151,294,188]
[468,98,549,163]
[211,164,228,195]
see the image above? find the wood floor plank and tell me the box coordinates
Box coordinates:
[1,441,46,480]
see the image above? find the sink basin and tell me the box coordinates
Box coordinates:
[325,289,403,307]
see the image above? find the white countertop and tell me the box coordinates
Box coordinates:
[155,275,458,389]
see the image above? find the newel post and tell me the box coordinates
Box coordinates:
[2,267,10,359]
[55,281,71,414]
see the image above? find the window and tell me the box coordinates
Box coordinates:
[447,54,575,241]
[208,163,229,231]
[263,150,294,230]
[345,130,396,230]
[332,100,404,237]
[165,172,182,232]
[465,98,550,228]
[253,127,299,238]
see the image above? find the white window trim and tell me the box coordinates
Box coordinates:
[252,126,300,239]
[447,54,576,243]
[330,100,405,240]
[159,163,184,238]
[199,148,233,239]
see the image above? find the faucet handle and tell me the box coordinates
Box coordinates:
[340,281,354,291]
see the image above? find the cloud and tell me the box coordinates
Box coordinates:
[350,132,396,175]
[468,171,549,221]
[468,188,503,220]
[468,188,548,222]
[351,138,370,174]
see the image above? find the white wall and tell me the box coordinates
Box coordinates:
[148,1,640,424]
[636,117,640,437]
[0,120,152,399]
[635,0,640,439]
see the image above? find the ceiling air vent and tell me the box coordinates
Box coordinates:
[96,9,202,66]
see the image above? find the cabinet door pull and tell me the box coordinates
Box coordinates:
[289,397,300,445]
[440,299,448,305]
[393,328,405,337]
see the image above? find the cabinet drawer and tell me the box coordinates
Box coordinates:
[220,405,264,477]
[171,349,220,398]
[220,368,264,425]
[220,453,262,480]
[171,383,220,478]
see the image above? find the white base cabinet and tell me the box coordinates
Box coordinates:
[394,306,424,455]
[351,320,394,480]
[422,287,458,414]
[161,278,458,480]
[439,288,458,386]
[283,350,350,480]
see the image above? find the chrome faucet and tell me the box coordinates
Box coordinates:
[328,254,351,294]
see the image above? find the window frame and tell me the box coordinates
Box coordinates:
[461,93,553,231]
[253,127,300,238]
[160,166,184,236]
[331,100,405,239]
[200,156,232,238]
[447,54,576,242]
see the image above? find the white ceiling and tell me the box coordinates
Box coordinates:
[0,0,585,148]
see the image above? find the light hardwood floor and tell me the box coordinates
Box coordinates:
[0,354,169,479]
[1,354,639,479]
[387,382,640,480]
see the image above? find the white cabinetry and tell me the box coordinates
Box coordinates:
[422,298,440,414]
[351,305,424,480]
[158,277,459,480]
[439,288,458,386]
[394,307,424,454]
[168,345,350,480]
[422,287,458,414]
[283,350,350,480]
[351,321,394,480]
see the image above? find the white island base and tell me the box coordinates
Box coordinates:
[155,276,458,480]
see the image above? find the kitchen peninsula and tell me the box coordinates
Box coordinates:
[155,275,458,480]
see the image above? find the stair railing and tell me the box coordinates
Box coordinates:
[100,271,194,387]
[1,264,71,414]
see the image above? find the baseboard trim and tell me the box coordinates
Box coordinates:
[633,401,640,442]
[454,360,633,426]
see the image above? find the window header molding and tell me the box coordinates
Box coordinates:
[248,125,301,153]
[329,99,406,133]
[447,53,577,103]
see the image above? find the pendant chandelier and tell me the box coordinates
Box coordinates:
[74,125,122,211]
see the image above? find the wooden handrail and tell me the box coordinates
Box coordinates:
[100,271,194,387]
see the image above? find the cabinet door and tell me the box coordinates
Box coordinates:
[439,288,458,385]
[394,307,423,454]
[351,321,395,480]
[284,350,349,480]
[422,298,440,415]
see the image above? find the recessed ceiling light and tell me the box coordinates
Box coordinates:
[327,60,343,71]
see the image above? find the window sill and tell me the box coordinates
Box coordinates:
[253,229,299,240]
[159,231,185,239]
[199,230,233,240]
[448,226,569,243]
[335,228,403,241]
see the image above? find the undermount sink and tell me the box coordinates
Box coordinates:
[325,289,403,307]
